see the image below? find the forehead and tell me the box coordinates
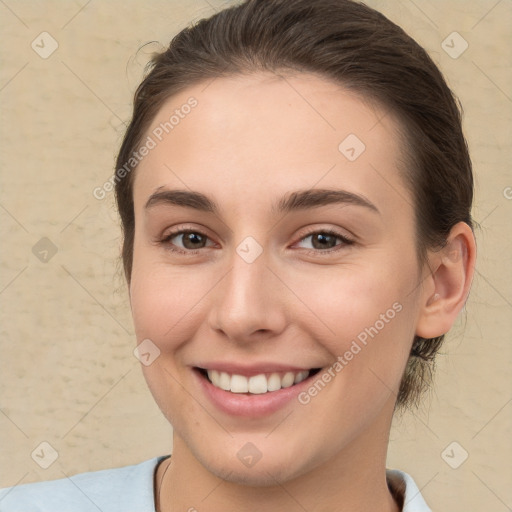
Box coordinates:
[133,72,411,217]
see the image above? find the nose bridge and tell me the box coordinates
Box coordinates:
[208,247,286,340]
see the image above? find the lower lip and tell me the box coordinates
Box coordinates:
[194,369,316,417]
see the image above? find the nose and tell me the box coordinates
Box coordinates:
[207,250,288,343]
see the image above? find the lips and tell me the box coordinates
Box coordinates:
[194,365,322,416]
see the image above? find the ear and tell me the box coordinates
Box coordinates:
[415,222,476,339]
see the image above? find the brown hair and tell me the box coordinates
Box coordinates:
[115,0,473,409]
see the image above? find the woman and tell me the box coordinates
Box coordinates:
[0,0,476,510]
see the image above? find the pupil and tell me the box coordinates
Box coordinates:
[313,233,335,249]
[184,232,204,249]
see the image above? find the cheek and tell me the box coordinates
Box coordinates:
[290,282,415,443]
[129,253,210,423]
[288,256,417,342]
[129,250,211,345]
[286,256,419,399]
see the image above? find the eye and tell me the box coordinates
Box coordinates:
[161,229,215,254]
[295,229,354,253]
[159,227,353,255]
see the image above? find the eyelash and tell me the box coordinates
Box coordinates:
[159,227,354,256]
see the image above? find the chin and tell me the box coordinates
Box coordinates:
[202,456,303,487]
[187,435,326,489]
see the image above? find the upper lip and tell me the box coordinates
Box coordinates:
[195,362,319,377]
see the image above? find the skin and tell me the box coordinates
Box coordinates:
[128,72,476,511]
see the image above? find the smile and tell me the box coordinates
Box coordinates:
[200,368,321,394]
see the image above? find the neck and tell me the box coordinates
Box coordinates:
[156,401,401,512]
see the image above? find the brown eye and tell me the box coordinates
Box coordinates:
[161,229,214,254]
[310,233,338,250]
[296,230,353,252]
[179,232,208,250]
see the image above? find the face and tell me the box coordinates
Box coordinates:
[129,73,425,485]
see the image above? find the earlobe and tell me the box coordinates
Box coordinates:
[415,222,476,339]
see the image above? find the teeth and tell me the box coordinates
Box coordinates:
[230,374,249,393]
[294,370,309,384]
[267,373,281,392]
[248,374,267,394]
[281,372,295,388]
[218,371,231,391]
[206,369,311,394]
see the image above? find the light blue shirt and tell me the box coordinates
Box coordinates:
[0,456,431,511]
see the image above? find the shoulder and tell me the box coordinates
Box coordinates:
[0,456,167,512]
[386,468,432,512]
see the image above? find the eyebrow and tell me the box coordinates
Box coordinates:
[145,187,380,215]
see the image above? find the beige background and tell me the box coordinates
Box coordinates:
[0,0,511,510]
